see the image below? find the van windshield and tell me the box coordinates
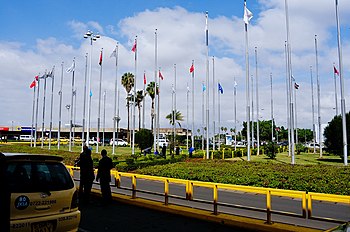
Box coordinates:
[6,161,74,193]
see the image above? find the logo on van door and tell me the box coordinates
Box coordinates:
[15,195,30,210]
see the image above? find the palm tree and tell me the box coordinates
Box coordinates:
[146,81,158,131]
[135,90,145,130]
[121,72,134,141]
[166,110,184,127]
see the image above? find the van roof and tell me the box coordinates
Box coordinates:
[0,153,63,162]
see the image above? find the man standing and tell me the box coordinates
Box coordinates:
[96,149,113,204]
[76,145,95,205]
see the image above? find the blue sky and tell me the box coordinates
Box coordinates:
[1,0,350,134]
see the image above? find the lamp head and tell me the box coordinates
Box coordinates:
[85,30,92,36]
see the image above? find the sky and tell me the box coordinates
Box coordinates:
[1,0,350,136]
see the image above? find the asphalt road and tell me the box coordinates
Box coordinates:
[78,195,253,232]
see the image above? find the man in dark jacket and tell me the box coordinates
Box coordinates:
[77,145,95,205]
[96,149,113,204]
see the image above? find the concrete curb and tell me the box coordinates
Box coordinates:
[90,189,321,232]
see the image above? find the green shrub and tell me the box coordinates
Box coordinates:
[265,142,277,159]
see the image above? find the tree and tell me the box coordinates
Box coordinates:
[135,129,154,152]
[121,72,134,141]
[146,81,158,131]
[324,113,350,159]
[135,90,145,130]
[165,110,184,127]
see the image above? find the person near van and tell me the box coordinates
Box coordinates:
[161,144,166,158]
[96,149,113,204]
[76,145,95,205]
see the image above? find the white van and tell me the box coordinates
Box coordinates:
[157,139,168,147]
[19,135,33,141]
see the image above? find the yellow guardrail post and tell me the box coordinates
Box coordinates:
[213,184,218,215]
[132,175,137,199]
[266,189,272,224]
[115,171,120,188]
[302,192,307,218]
[308,194,312,219]
[211,151,213,159]
[222,149,225,160]
[232,150,234,158]
[164,179,169,205]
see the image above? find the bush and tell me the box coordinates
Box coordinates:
[295,143,306,154]
[265,142,277,159]
[135,129,154,151]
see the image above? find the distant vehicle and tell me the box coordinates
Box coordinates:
[157,138,168,147]
[278,141,288,146]
[306,143,324,148]
[1,152,80,231]
[19,135,33,141]
[235,141,246,148]
[110,139,128,146]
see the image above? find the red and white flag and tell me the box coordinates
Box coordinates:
[159,70,164,80]
[333,66,339,76]
[131,40,137,52]
[143,72,146,85]
[98,50,103,66]
[29,80,36,88]
[189,64,194,73]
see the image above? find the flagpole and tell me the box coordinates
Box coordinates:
[69,59,75,152]
[35,75,41,147]
[153,30,158,153]
[294,80,298,144]
[30,79,36,147]
[255,47,260,155]
[132,37,137,156]
[285,41,291,157]
[270,73,274,142]
[251,74,254,148]
[191,60,195,150]
[212,56,216,151]
[202,81,205,151]
[186,82,189,152]
[112,44,119,154]
[234,78,237,151]
[41,71,47,148]
[284,0,295,164]
[218,81,221,151]
[310,66,316,154]
[244,1,251,161]
[142,73,146,129]
[173,64,177,151]
[205,11,210,159]
[58,63,64,150]
[103,90,106,147]
[48,66,55,150]
[335,0,348,166]
[73,88,77,147]
[82,54,88,151]
[314,35,322,158]
[157,68,161,152]
[333,63,339,115]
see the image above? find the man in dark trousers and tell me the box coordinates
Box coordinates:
[96,149,114,204]
[161,144,166,158]
[76,145,95,205]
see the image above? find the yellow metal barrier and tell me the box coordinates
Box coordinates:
[67,165,349,225]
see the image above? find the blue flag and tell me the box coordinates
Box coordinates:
[218,83,223,94]
[90,90,93,97]
[202,83,206,92]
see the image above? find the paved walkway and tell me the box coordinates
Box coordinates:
[78,195,252,232]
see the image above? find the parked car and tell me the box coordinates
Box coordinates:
[19,135,34,141]
[109,139,128,146]
[0,152,80,231]
[157,139,168,147]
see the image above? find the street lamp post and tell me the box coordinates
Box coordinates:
[84,30,100,147]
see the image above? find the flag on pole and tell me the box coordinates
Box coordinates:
[131,40,137,52]
[35,75,39,81]
[159,70,164,80]
[294,83,299,89]
[143,72,146,85]
[202,83,206,92]
[66,61,75,73]
[30,80,36,88]
[90,90,93,97]
[39,74,47,79]
[189,64,194,73]
[110,48,117,58]
[99,51,103,66]
[234,81,238,87]
[243,1,253,24]
[218,83,224,94]
[333,66,339,76]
